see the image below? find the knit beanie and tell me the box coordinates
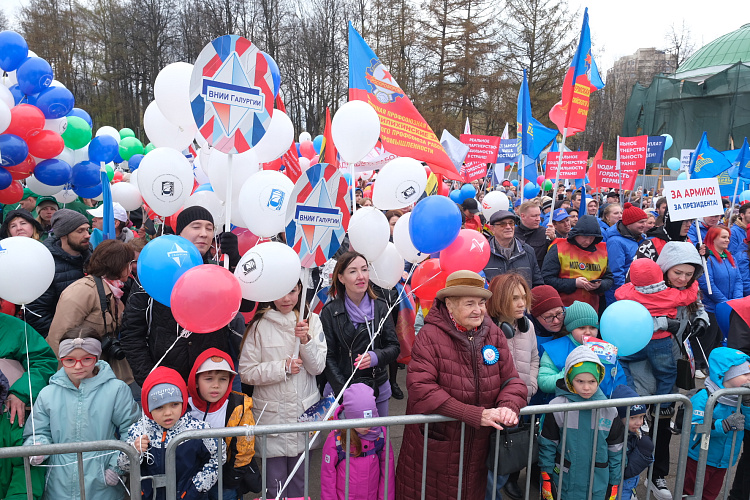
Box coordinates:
[725,362,750,384]
[567,361,602,386]
[611,384,648,419]
[531,285,564,318]
[342,383,379,420]
[176,206,214,235]
[51,209,89,237]
[621,202,648,226]
[563,300,599,332]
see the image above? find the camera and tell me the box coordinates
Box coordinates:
[101,335,125,360]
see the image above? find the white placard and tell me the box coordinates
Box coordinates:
[663,178,724,221]
[680,149,695,171]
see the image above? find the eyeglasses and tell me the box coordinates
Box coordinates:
[492,220,515,228]
[540,311,565,323]
[61,356,97,368]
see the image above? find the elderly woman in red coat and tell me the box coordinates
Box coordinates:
[395,270,528,500]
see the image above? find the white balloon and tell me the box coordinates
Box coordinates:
[393,212,428,264]
[372,157,427,210]
[0,85,13,108]
[0,100,9,134]
[154,62,195,128]
[44,117,67,135]
[206,149,260,202]
[137,147,193,216]
[56,147,75,166]
[234,242,302,302]
[238,170,294,237]
[96,126,120,143]
[298,157,311,172]
[25,175,64,196]
[251,110,294,163]
[110,182,143,211]
[72,145,89,164]
[0,237,55,304]
[183,190,226,231]
[93,193,103,202]
[332,101,381,163]
[229,192,246,228]
[144,101,197,151]
[194,131,208,149]
[129,169,139,187]
[2,71,17,89]
[198,146,212,174]
[54,188,78,204]
[50,79,67,89]
[481,191,510,220]
[348,207,390,261]
[369,243,404,289]
[299,132,312,143]
[193,161,210,185]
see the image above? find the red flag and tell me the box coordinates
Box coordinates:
[321,107,338,166]
[275,95,302,183]
[588,143,603,189]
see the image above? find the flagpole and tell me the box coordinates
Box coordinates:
[616,136,624,208]
[729,175,741,220]
[548,131,566,228]
[224,153,233,270]
[520,156,525,203]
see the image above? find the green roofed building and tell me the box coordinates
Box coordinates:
[623,23,750,155]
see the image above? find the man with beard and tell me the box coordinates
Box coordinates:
[25,209,92,337]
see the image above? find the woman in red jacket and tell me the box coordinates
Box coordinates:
[395,270,528,500]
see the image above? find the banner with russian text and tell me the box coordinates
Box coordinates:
[664,178,724,221]
[594,160,637,190]
[497,139,519,163]
[348,23,460,180]
[646,136,666,163]
[460,134,501,182]
[544,151,588,179]
[618,135,648,171]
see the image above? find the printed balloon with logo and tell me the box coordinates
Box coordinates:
[372,157,427,210]
[238,170,294,237]
[137,147,194,216]
[439,229,491,274]
[137,235,203,306]
[234,241,301,302]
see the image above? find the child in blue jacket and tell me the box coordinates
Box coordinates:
[612,385,654,500]
[685,347,750,500]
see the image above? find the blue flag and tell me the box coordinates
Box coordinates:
[517,69,532,158]
[724,138,750,179]
[528,118,558,160]
[521,156,537,185]
[646,136,666,163]
[100,170,115,241]
[688,132,732,179]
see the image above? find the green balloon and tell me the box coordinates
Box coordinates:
[119,137,144,161]
[62,116,92,150]
[105,164,114,182]
[144,143,155,154]
[119,128,136,139]
[542,179,553,191]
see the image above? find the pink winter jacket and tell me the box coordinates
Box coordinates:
[320,407,396,500]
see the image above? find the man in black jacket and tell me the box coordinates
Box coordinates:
[485,210,544,286]
[25,209,91,337]
[514,200,552,269]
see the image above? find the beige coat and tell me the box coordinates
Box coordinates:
[47,275,135,385]
[239,309,327,458]
[506,321,540,402]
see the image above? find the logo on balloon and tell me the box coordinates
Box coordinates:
[152,174,183,202]
[266,188,285,211]
[470,238,485,252]
[238,252,264,283]
[167,244,189,266]
[161,181,175,196]
[395,180,419,204]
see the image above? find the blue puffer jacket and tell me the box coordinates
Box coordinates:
[688,348,750,468]
[599,219,612,241]
[604,223,646,305]
[734,250,750,296]
[729,223,747,255]
[687,222,709,246]
[698,253,744,313]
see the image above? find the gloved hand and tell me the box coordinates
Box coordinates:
[636,435,654,456]
[721,412,745,433]
[217,231,241,269]
[541,471,558,500]
[742,383,750,407]
[691,319,708,339]
[104,469,120,486]
[665,319,681,334]
[29,455,47,466]
[605,484,619,500]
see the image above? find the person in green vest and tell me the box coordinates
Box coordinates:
[2,189,38,222]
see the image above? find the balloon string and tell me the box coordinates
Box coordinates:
[21,305,37,442]
[148,328,192,375]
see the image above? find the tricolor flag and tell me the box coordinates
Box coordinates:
[549,8,604,136]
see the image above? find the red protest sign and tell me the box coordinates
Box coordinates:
[594,160,637,190]
[618,135,648,171]
[459,134,501,182]
[545,151,588,179]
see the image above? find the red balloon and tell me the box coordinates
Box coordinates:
[440,229,491,274]
[113,171,123,181]
[0,181,24,204]
[262,158,283,171]
[310,154,319,165]
[166,208,182,232]
[171,265,242,333]
[299,140,316,160]
[5,155,36,180]
[0,299,16,316]
[438,179,450,197]
[363,185,373,199]
[412,259,448,302]
[231,227,260,255]
[6,104,45,138]
[26,129,64,159]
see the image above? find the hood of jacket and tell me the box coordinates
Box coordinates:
[629,258,666,289]
[656,241,704,281]
[610,221,642,242]
[141,366,189,419]
[50,360,116,391]
[0,209,44,239]
[707,347,750,389]
[563,345,605,393]
[645,225,670,242]
[567,215,603,246]
[663,208,688,242]
[187,348,236,414]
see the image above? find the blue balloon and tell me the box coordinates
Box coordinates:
[510,179,519,187]
[409,195,462,253]
[88,135,119,164]
[740,190,750,203]
[0,167,11,190]
[73,182,103,199]
[313,135,324,154]
[677,172,687,180]
[8,85,23,105]
[193,183,214,193]
[523,182,539,199]
[113,149,123,164]
[295,142,301,157]
[128,154,144,171]
[459,183,476,202]
[34,159,72,186]
[35,86,75,119]
[0,31,28,72]
[16,57,53,95]
[666,157,681,170]
[662,133,674,150]
[71,161,100,188]
[0,134,29,167]
[67,107,92,128]
[449,189,462,203]
[137,235,203,306]
[261,52,281,98]
[600,300,653,356]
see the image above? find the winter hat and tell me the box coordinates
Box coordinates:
[342,383,379,420]
[567,362,602,385]
[531,285,564,318]
[176,205,214,235]
[621,202,648,226]
[564,346,605,392]
[629,258,665,288]
[51,209,89,237]
[148,383,184,410]
[611,384,648,420]
[725,361,750,384]
[0,209,43,239]
[489,210,518,225]
[563,300,599,332]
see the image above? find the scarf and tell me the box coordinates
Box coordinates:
[103,279,125,299]
[705,377,739,407]
[345,294,374,327]
[358,427,382,442]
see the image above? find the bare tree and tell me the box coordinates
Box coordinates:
[664,20,695,67]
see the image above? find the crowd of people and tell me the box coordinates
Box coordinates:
[1,177,750,500]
